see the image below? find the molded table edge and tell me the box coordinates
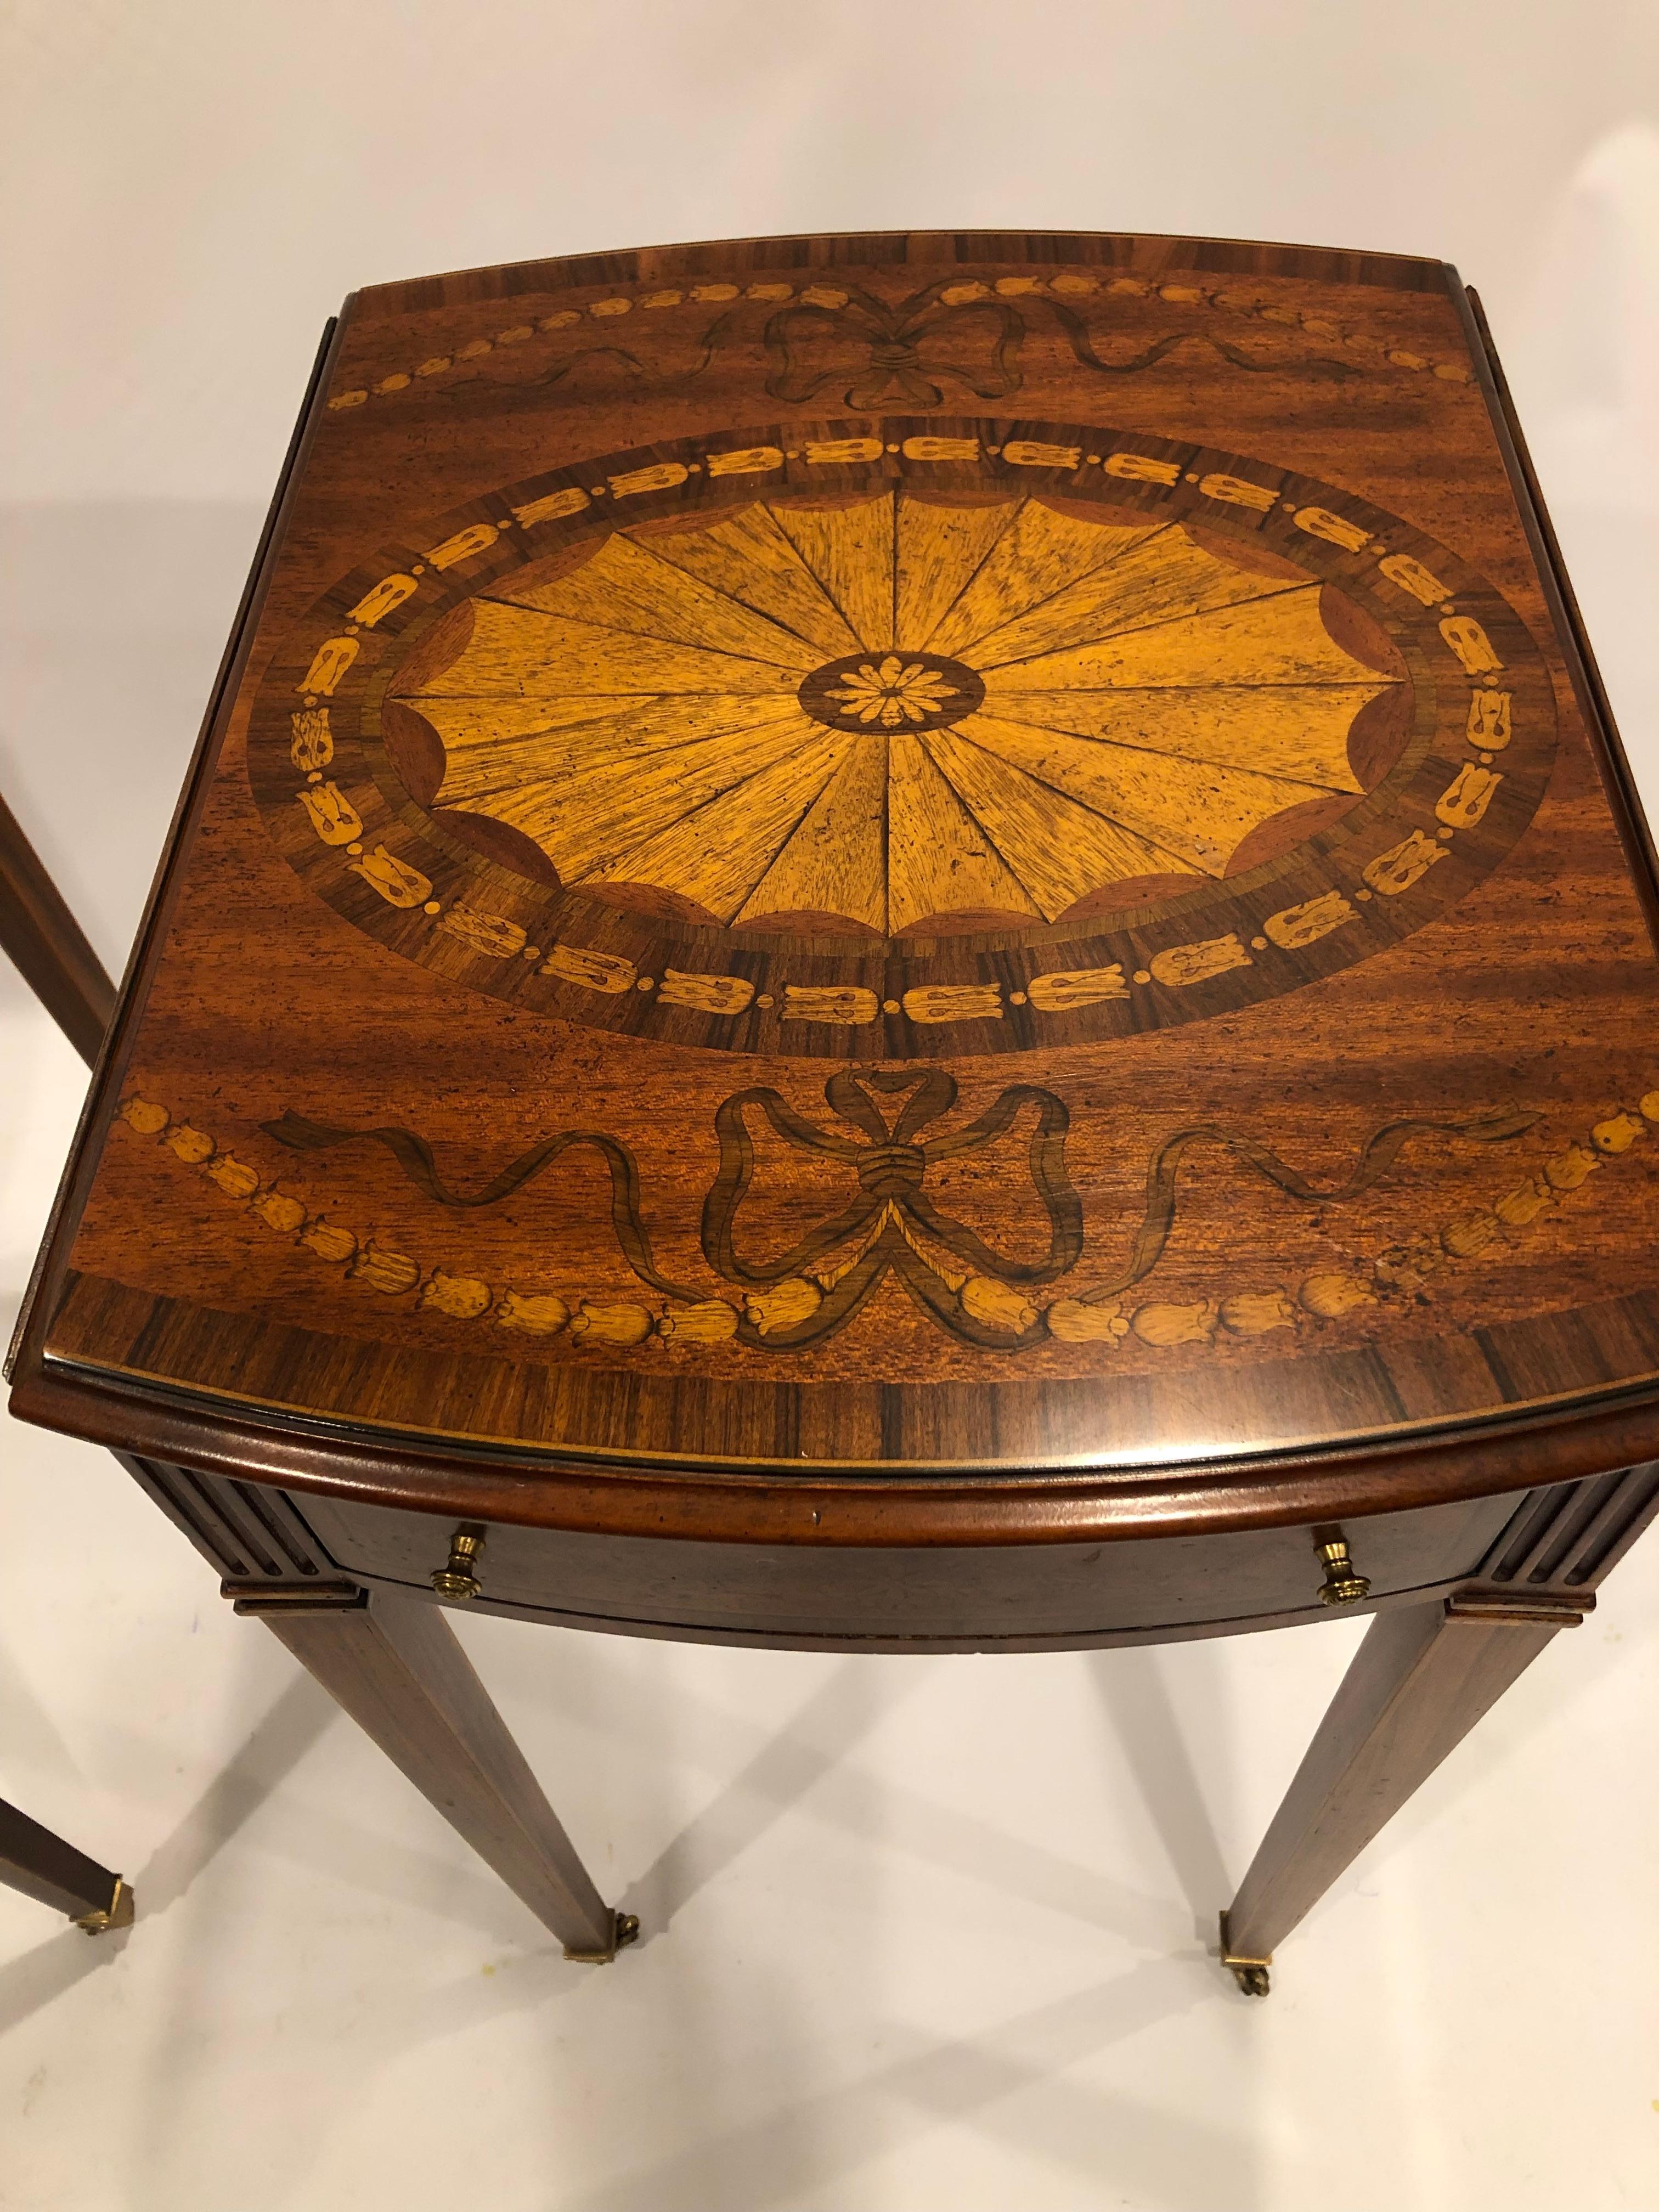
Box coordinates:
[12,1351,1659,1549]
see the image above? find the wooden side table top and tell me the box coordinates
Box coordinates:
[11,228,1659,1549]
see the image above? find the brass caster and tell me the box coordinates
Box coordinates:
[1219,1911,1271,1997]
[564,1909,640,1964]
[74,1877,134,1937]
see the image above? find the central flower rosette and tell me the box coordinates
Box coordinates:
[798,648,986,735]
[394,487,1401,938]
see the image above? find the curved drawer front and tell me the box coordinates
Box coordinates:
[294,1488,1523,1650]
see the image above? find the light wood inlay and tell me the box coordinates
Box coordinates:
[400,494,1391,934]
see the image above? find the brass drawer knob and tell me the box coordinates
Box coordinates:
[1317,1536,1371,1606]
[432,1525,486,1601]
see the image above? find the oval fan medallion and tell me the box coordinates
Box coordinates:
[248,416,1556,1058]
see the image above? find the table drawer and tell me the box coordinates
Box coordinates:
[292,1486,1525,1652]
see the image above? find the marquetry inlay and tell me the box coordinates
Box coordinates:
[248,417,1555,1061]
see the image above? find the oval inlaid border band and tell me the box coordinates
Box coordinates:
[249,415,1553,1061]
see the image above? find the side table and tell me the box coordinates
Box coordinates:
[2,787,131,1934]
[9,230,1659,1989]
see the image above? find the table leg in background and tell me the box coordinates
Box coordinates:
[0,1793,133,1934]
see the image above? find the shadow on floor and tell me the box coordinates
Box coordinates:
[537,1651,1180,1955]
[1088,1646,1234,1945]
[558,1953,1255,2212]
[0,1669,335,2039]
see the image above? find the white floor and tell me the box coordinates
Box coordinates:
[2,502,1659,2208]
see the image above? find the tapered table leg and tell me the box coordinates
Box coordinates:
[0,1795,133,1933]
[234,1585,634,1960]
[1221,1589,1587,1994]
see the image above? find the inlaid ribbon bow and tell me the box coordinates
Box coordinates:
[702,1067,1081,1347]
[263,1088,1538,1355]
[764,284,1025,409]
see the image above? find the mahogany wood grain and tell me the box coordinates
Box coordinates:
[11,231,1659,1536]
[294,1485,1516,1649]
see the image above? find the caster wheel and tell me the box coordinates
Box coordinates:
[1218,1912,1272,1998]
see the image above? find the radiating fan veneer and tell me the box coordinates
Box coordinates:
[401,493,1395,933]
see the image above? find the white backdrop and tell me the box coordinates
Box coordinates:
[2,8,1657,2209]
[3,0,1658,951]
[0,0,1655,502]
[2,0,1657,958]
